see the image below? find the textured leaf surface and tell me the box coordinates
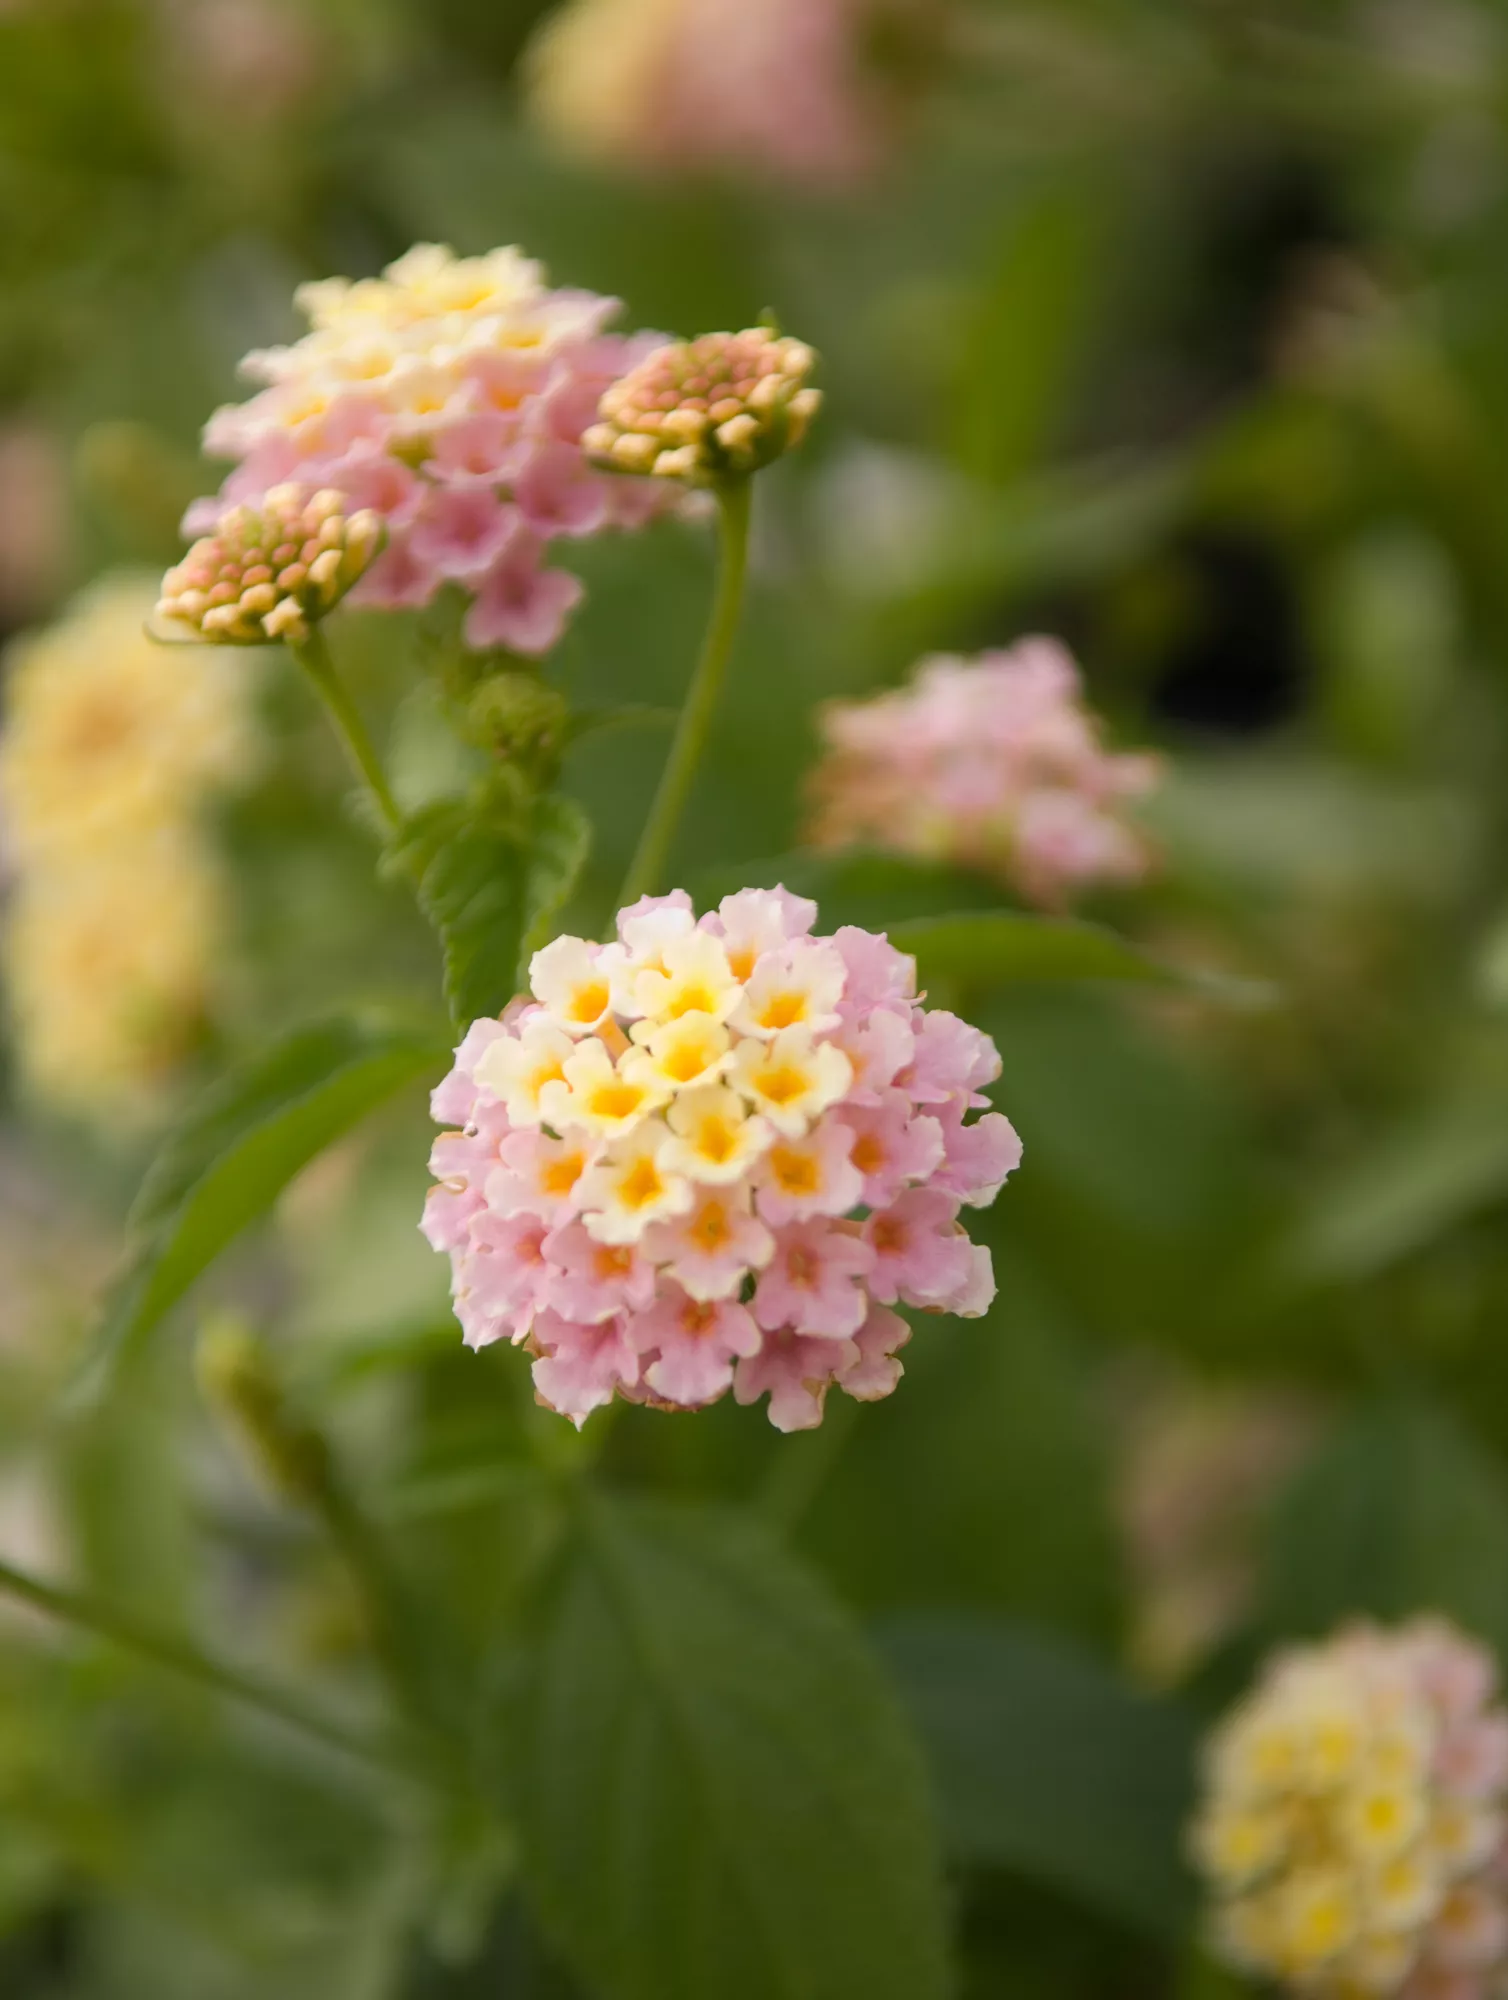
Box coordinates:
[391,797,529,1031]
[394,790,592,1028]
[522,793,592,965]
[504,1496,950,2000]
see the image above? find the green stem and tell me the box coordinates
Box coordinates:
[0,1553,399,1773]
[289,625,402,834]
[618,477,754,906]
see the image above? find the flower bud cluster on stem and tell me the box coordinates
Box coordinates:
[586,327,820,485]
[155,484,383,646]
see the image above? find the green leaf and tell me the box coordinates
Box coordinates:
[952,182,1102,486]
[880,1615,1197,1940]
[791,1252,1121,1643]
[502,1495,950,2000]
[390,794,529,1031]
[392,790,593,1029]
[890,911,1271,1004]
[1281,1101,1508,1283]
[1263,1399,1508,1657]
[690,855,1266,1003]
[75,1016,449,1403]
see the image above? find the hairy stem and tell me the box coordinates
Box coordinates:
[0,1553,399,1772]
[289,625,402,834]
[618,477,754,907]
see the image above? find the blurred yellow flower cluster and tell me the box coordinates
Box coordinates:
[1193,1619,1508,1998]
[0,577,255,1124]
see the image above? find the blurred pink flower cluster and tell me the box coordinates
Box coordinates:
[811,637,1162,909]
[187,244,672,656]
[1194,1617,1508,2000]
[423,887,1020,1429]
[528,0,923,190]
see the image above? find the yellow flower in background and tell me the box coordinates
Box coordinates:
[0,576,251,866]
[5,839,220,1119]
[1192,1619,1508,1998]
[1,576,256,1125]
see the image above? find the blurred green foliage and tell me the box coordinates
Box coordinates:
[9,0,1508,1994]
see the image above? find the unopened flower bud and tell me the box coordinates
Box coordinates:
[466,670,570,769]
[585,328,821,486]
[154,484,383,646]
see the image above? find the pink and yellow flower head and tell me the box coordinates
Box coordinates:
[811,637,1162,910]
[585,328,820,485]
[155,485,383,646]
[178,243,677,657]
[423,887,1021,1429]
[1192,1618,1508,2000]
[526,0,930,191]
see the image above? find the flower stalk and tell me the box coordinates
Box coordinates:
[0,1551,400,1773]
[288,625,403,835]
[618,477,753,906]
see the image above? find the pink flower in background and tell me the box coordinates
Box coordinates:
[183,244,676,657]
[423,889,1020,1429]
[527,0,933,191]
[810,637,1163,909]
[1192,1617,1508,2000]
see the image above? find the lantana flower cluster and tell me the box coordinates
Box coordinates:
[155,484,382,646]
[527,0,922,190]
[423,888,1020,1429]
[187,243,673,656]
[585,328,820,485]
[0,578,254,1121]
[810,637,1162,909]
[1193,1619,1508,2000]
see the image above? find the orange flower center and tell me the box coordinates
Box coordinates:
[568,981,608,1024]
[690,1201,733,1251]
[542,1151,586,1197]
[770,1146,820,1197]
[590,1080,648,1122]
[758,1065,805,1107]
[759,992,806,1031]
[619,1158,665,1210]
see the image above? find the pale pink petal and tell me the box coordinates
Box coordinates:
[530,1311,639,1426]
[934,1106,1023,1207]
[841,1303,911,1402]
[464,550,583,654]
[513,439,611,537]
[410,487,519,581]
[734,1329,857,1432]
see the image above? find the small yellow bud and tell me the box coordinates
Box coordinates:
[154,483,384,646]
[587,326,820,486]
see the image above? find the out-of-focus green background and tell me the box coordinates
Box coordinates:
[8,2,1508,1995]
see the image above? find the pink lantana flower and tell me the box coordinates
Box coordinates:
[864,1187,995,1314]
[632,1286,762,1408]
[181,243,676,659]
[527,0,931,192]
[423,890,1022,1429]
[530,1311,640,1425]
[810,638,1162,909]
